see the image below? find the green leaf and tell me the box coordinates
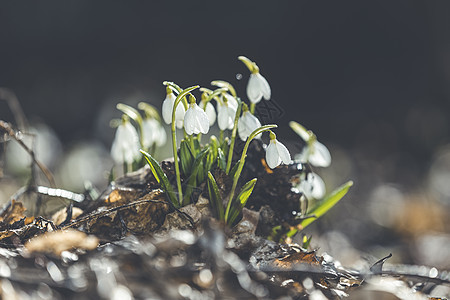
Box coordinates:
[302,235,312,249]
[227,178,257,225]
[205,149,215,172]
[229,158,242,179]
[209,135,219,161]
[179,140,194,176]
[140,149,179,207]
[300,180,353,229]
[184,147,209,204]
[207,172,224,221]
[217,148,227,171]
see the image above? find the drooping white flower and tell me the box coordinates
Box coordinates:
[296,172,326,200]
[184,102,210,135]
[200,100,216,126]
[224,93,238,110]
[217,100,237,130]
[238,110,261,141]
[247,72,271,104]
[265,135,292,169]
[162,91,185,129]
[142,118,167,148]
[111,121,141,164]
[295,140,331,168]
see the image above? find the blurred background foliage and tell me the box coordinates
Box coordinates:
[0,1,449,271]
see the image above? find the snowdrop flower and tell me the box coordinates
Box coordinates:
[238,104,261,141]
[296,140,331,167]
[111,118,141,165]
[238,56,271,104]
[200,99,216,126]
[247,71,271,104]
[224,93,238,110]
[217,97,237,130]
[265,132,292,169]
[296,172,326,200]
[142,118,167,148]
[162,88,185,129]
[184,96,210,135]
[290,121,331,167]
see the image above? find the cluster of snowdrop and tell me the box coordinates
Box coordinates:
[110,56,338,225]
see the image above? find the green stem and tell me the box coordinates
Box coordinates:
[219,130,224,144]
[224,124,277,221]
[226,100,242,174]
[250,102,256,114]
[170,85,200,206]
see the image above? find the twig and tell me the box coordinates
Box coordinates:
[0,120,55,187]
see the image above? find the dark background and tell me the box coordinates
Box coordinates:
[1,1,450,264]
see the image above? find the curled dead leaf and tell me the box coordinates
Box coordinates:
[24,229,99,256]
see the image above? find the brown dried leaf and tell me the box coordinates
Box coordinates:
[0,201,28,225]
[24,229,99,256]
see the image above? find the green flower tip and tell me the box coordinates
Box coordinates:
[238,56,259,74]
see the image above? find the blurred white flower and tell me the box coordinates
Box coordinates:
[247,72,271,104]
[296,140,331,168]
[110,121,141,164]
[238,110,261,141]
[184,103,210,135]
[296,172,326,199]
[265,137,292,169]
[162,92,185,129]
[200,100,216,126]
[217,101,237,130]
[142,118,167,148]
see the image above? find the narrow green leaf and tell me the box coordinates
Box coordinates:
[140,150,179,207]
[217,148,226,171]
[302,235,312,249]
[229,158,242,179]
[207,172,224,221]
[300,180,353,229]
[227,178,257,225]
[179,140,194,176]
[183,147,210,204]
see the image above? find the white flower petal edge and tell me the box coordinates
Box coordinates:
[217,103,236,130]
[238,111,261,141]
[308,141,331,167]
[162,93,186,129]
[201,100,216,126]
[111,122,141,164]
[247,73,271,104]
[184,103,210,135]
[265,139,291,169]
[276,141,292,165]
[298,172,326,199]
[265,142,281,169]
[142,119,167,148]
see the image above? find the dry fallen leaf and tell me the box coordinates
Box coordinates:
[24,229,99,256]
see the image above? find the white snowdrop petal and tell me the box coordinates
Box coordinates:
[310,173,326,199]
[256,73,271,100]
[204,101,216,126]
[276,141,292,165]
[309,141,331,167]
[226,107,236,130]
[183,108,196,135]
[225,94,238,110]
[111,122,140,164]
[265,142,281,169]
[237,117,248,141]
[194,105,210,134]
[162,94,176,125]
[247,74,263,104]
[217,106,229,130]
[174,102,186,129]
[155,125,167,146]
